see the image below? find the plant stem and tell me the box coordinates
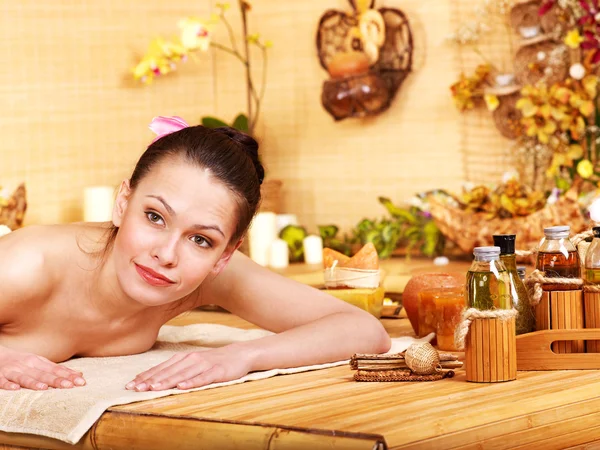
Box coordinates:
[220,13,239,55]
[210,42,246,64]
[239,0,254,134]
[252,45,268,135]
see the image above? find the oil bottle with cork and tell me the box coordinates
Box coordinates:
[536,225,581,291]
[493,234,535,335]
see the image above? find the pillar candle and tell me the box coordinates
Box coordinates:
[303,235,323,265]
[269,238,289,269]
[248,212,278,266]
[83,186,115,222]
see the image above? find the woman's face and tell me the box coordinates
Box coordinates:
[111,157,241,307]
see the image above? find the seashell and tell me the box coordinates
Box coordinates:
[404,342,440,375]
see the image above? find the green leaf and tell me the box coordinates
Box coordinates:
[202,116,229,128]
[318,225,339,239]
[232,114,249,132]
[378,197,417,223]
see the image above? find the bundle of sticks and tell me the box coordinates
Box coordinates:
[350,351,463,382]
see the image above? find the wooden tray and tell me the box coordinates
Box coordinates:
[516,329,600,370]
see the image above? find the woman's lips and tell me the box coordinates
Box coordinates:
[135,263,175,287]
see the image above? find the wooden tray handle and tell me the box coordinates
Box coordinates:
[516,329,600,370]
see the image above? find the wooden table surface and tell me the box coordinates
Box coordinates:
[1,258,599,450]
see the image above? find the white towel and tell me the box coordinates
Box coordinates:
[0,324,433,444]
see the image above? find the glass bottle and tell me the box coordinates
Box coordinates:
[585,226,600,284]
[493,235,535,334]
[466,246,512,310]
[536,225,581,291]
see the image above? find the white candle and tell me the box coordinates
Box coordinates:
[83,186,115,222]
[248,212,278,266]
[303,235,323,265]
[276,214,298,234]
[269,238,289,269]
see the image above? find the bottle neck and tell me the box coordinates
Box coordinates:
[499,253,517,271]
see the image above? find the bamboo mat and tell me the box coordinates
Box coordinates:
[0,323,430,445]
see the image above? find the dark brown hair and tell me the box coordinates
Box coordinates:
[103,125,264,255]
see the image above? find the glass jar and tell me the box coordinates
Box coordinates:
[585,227,600,284]
[493,235,535,334]
[536,225,581,291]
[466,246,512,310]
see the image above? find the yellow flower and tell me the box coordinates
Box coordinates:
[577,159,594,179]
[564,29,584,49]
[582,75,599,98]
[179,17,214,51]
[484,94,499,111]
[516,97,537,117]
[568,144,584,160]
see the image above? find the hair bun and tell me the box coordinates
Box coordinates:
[213,127,265,185]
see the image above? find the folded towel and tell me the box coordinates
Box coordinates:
[0,324,433,444]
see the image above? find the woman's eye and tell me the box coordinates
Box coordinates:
[146,212,164,224]
[192,235,211,248]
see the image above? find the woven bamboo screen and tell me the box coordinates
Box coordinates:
[0,0,514,231]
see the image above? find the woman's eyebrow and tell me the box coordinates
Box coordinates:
[147,195,176,216]
[147,194,225,238]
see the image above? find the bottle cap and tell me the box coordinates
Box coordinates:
[473,246,501,258]
[493,234,516,254]
[593,226,600,238]
[544,225,570,238]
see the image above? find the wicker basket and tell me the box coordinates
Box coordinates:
[514,35,569,86]
[0,184,27,230]
[428,188,587,255]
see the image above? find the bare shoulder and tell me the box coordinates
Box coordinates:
[0,224,86,323]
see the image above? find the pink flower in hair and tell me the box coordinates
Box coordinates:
[149,116,190,142]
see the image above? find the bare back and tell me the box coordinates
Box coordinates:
[0,224,185,362]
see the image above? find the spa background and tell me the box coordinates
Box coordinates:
[0,0,514,232]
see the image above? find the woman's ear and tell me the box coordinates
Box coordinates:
[211,238,244,276]
[112,180,132,227]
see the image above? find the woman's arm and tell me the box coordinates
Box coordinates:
[202,251,391,369]
[128,251,390,391]
[0,228,86,390]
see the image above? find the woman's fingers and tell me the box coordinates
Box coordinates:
[5,372,49,390]
[126,353,187,390]
[25,368,74,388]
[177,365,225,390]
[146,361,211,391]
[35,360,85,386]
[0,376,19,390]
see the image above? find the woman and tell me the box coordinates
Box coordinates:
[0,117,391,392]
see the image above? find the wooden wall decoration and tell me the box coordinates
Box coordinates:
[316,0,413,121]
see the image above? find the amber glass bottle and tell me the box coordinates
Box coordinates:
[536,225,581,291]
[493,235,535,334]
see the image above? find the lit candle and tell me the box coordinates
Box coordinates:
[83,186,115,222]
[248,212,278,266]
[303,235,323,265]
[269,238,289,269]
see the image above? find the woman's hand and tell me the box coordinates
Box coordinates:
[126,346,252,391]
[0,347,86,390]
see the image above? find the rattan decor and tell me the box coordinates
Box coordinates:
[514,36,569,86]
[316,1,413,120]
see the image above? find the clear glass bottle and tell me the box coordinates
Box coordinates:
[493,235,535,334]
[536,225,581,291]
[585,226,600,284]
[466,246,512,310]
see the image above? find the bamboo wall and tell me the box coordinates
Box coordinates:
[0,0,514,231]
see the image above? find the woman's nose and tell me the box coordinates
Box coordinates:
[151,235,178,267]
